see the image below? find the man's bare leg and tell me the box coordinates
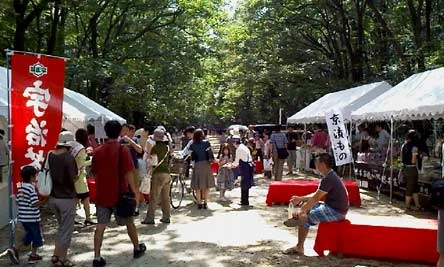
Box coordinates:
[126,223,139,248]
[94,224,106,258]
[296,225,309,253]
[438,254,444,267]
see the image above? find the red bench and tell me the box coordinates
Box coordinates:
[266,180,361,207]
[314,215,438,264]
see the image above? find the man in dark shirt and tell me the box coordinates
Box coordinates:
[283,153,349,255]
[120,124,143,215]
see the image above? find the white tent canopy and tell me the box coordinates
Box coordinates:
[0,66,126,137]
[287,81,392,124]
[352,67,444,121]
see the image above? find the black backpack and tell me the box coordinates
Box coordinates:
[430,178,444,208]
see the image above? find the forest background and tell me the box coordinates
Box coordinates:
[1,0,443,129]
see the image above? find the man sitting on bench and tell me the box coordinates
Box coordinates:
[283,153,349,255]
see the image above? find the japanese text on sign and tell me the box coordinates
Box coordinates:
[10,53,65,193]
[325,110,352,166]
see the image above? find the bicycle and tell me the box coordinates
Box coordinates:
[169,153,196,209]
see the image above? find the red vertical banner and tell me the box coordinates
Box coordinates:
[10,53,65,193]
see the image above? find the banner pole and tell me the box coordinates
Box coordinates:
[5,49,15,249]
[390,116,394,203]
[4,49,69,61]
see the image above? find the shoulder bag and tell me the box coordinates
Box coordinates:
[274,141,289,159]
[115,145,137,218]
[205,141,215,163]
[37,152,52,196]
[139,145,170,194]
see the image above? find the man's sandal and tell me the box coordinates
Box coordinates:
[282,247,303,255]
[51,256,59,264]
[61,259,76,267]
[283,218,302,227]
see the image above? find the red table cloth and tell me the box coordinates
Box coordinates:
[88,178,150,203]
[87,178,96,202]
[314,215,438,264]
[211,162,219,174]
[254,160,263,174]
[265,180,361,207]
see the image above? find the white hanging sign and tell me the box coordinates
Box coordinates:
[325,110,352,166]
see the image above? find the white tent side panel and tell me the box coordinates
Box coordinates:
[287,81,392,124]
[351,67,444,121]
[0,66,126,138]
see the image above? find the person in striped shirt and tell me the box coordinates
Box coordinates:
[12,166,47,264]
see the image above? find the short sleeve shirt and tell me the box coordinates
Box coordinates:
[151,142,170,174]
[92,141,135,207]
[49,152,78,199]
[17,183,40,222]
[287,132,298,150]
[270,132,288,149]
[190,140,211,162]
[318,170,349,214]
[120,137,140,169]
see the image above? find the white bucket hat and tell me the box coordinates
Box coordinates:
[57,131,75,147]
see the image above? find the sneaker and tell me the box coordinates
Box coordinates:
[7,247,19,265]
[197,204,203,209]
[283,218,302,227]
[133,210,140,216]
[84,219,97,226]
[160,218,170,224]
[141,219,155,225]
[28,254,42,264]
[203,202,208,209]
[133,243,146,259]
[92,256,106,267]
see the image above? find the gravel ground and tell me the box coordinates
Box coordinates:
[0,172,436,267]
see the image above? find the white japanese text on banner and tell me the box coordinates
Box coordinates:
[325,110,352,166]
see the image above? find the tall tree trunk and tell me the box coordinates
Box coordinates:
[13,0,52,51]
[55,4,68,56]
[47,0,61,55]
[406,0,425,71]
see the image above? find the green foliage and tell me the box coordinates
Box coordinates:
[1,0,444,128]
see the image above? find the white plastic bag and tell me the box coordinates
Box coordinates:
[264,158,273,171]
[37,153,52,196]
[288,202,295,219]
[139,172,151,194]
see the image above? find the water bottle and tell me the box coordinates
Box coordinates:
[288,202,294,219]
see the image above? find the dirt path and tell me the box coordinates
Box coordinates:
[0,173,435,267]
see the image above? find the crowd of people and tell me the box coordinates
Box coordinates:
[4,120,444,267]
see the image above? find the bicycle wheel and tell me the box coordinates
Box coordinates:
[170,175,185,209]
[191,189,198,203]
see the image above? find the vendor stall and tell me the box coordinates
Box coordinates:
[287,81,392,171]
[352,67,444,202]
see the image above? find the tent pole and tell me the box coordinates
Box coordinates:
[349,121,354,180]
[5,49,15,249]
[390,116,394,203]
[303,123,306,175]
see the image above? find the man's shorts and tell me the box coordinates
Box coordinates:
[96,206,134,226]
[133,170,141,187]
[76,192,90,201]
[304,203,346,228]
